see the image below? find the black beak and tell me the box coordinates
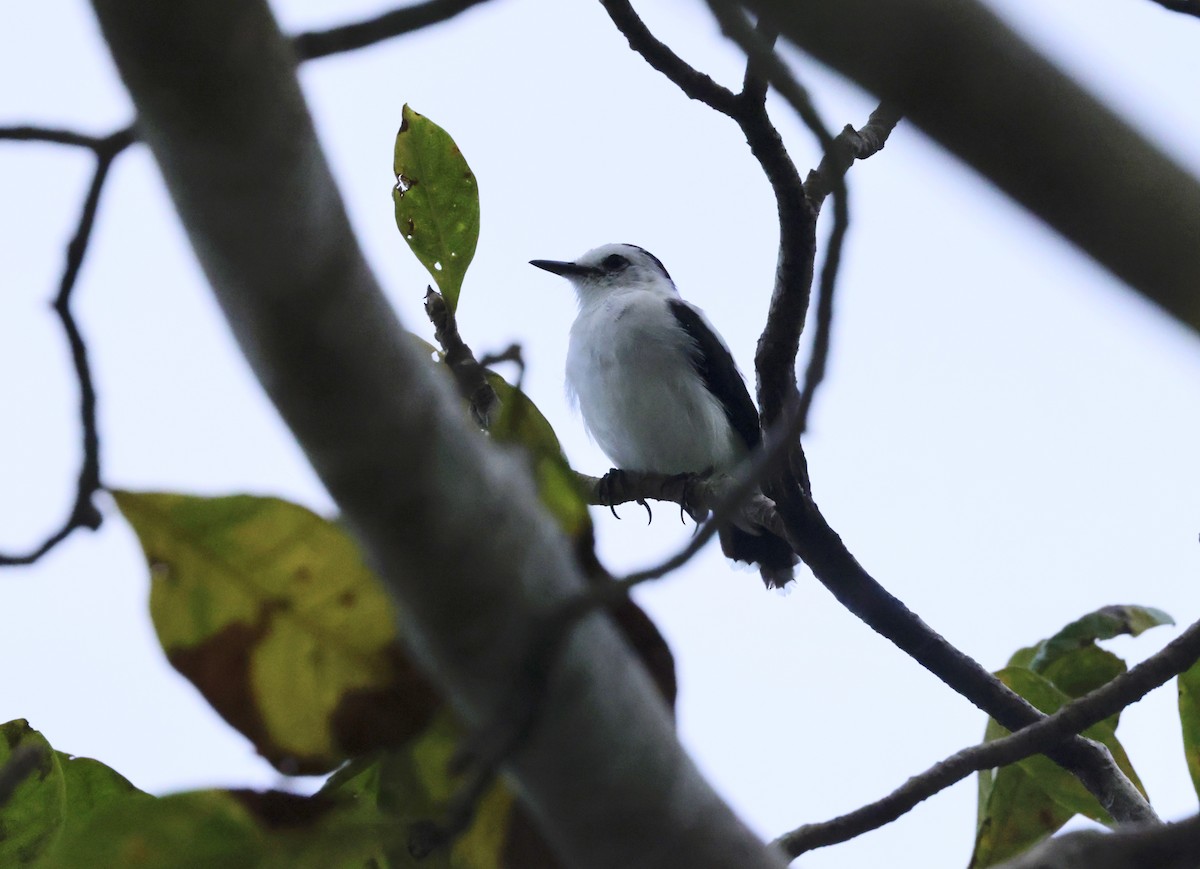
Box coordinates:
[530,259,597,278]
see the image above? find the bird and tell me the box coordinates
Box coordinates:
[530,243,797,588]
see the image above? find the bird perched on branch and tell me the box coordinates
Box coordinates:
[531,243,797,588]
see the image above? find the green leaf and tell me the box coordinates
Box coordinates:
[394,105,480,313]
[971,664,1147,868]
[0,719,146,866]
[1179,659,1200,800]
[113,491,441,775]
[44,789,390,869]
[487,374,590,539]
[972,606,1167,868]
[322,713,560,868]
[1029,605,1174,672]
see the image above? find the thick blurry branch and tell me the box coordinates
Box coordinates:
[1146,0,1200,19]
[742,0,1200,333]
[777,615,1200,856]
[85,1,784,866]
[993,814,1200,869]
[291,0,494,60]
[0,126,133,566]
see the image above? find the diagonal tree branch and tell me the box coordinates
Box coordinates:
[992,812,1200,869]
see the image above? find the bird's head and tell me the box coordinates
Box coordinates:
[531,243,676,304]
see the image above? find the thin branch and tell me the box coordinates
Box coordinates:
[0,126,121,149]
[804,102,902,211]
[0,127,133,566]
[291,0,495,61]
[777,615,1200,856]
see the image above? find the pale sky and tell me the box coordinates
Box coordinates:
[2,1,1199,866]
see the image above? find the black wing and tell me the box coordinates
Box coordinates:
[668,299,762,451]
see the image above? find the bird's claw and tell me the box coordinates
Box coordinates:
[598,469,625,520]
[637,498,652,524]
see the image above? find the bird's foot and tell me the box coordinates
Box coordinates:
[598,469,653,523]
[668,472,709,526]
[598,469,626,520]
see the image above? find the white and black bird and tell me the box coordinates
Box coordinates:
[531,243,797,587]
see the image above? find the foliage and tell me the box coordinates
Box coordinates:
[393,104,480,314]
[970,605,1173,868]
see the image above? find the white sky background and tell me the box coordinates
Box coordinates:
[2,1,1199,866]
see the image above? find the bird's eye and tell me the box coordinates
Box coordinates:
[602,254,629,271]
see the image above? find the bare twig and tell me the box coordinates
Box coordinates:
[804,102,903,210]
[0,127,133,566]
[776,615,1200,856]
[291,0,495,60]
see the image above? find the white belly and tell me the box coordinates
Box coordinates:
[566,292,743,474]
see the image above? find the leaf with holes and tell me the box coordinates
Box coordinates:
[394,105,479,313]
[113,491,441,775]
[0,719,147,866]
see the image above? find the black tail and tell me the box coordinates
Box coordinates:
[719,525,797,589]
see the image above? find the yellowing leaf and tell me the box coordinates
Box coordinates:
[113,491,440,775]
[394,105,480,313]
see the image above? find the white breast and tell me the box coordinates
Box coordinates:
[566,291,744,474]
